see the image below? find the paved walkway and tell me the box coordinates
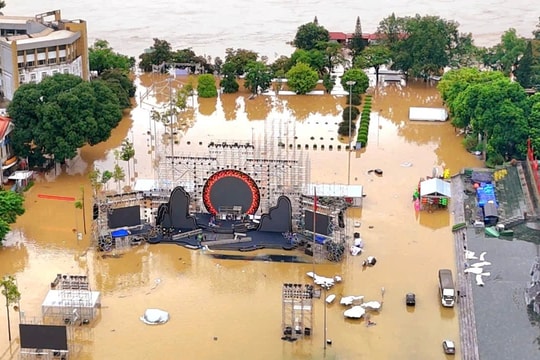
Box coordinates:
[451,174,480,360]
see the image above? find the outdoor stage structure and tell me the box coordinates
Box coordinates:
[92,83,350,261]
[19,274,99,359]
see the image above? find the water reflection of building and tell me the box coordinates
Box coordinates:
[0,9,89,100]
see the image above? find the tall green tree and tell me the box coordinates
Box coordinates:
[482,29,526,74]
[197,74,218,98]
[0,1,5,10]
[224,48,259,76]
[0,190,25,244]
[220,61,240,93]
[354,45,392,85]
[439,68,530,164]
[138,38,173,72]
[293,22,330,51]
[243,61,273,95]
[89,39,135,75]
[0,275,20,342]
[341,68,370,94]
[7,74,122,166]
[99,68,135,108]
[286,62,319,95]
[120,139,135,187]
[515,41,534,88]
[290,49,326,75]
[379,14,472,78]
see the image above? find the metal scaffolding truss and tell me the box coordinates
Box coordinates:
[281,283,313,340]
[156,117,310,215]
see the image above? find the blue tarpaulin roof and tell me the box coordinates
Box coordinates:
[111,229,129,238]
[477,183,498,207]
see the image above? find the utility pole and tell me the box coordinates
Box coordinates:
[346,81,356,185]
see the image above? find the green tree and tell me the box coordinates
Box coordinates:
[138,38,173,72]
[349,16,367,60]
[270,55,293,75]
[224,48,258,76]
[354,45,392,85]
[380,14,471,78]
[534,17,540,40]
[376,13,406,51]
[0,1,5,10]
[89,39,135,75]
[516,41,534,88]
[322,74,335,94]
[243,61,273,95]
[293,22,330,50]
[0,190,25,244]
[99,68,135,108]
[112,163,125,193]
[290,49,326,75]
[321,42,346,72]
[120,139,135,186]
[7,74,122,166]
[0,275,21,342]
[482,29,526,74]
[197,74,218,98]
[439,68,530,163]
[220,62,240,93]
[341,68,369,94]
[286,62,319,94]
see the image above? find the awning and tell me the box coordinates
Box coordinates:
[2,156,17,170]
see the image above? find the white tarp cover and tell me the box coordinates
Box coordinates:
[409,107,448,122]
[8,170,33,180]
[140,308,170,325]
[420,178,452,198]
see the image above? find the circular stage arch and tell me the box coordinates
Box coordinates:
[202,169,260,215]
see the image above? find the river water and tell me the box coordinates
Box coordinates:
[0,1,524,359]
[5,0,539,60]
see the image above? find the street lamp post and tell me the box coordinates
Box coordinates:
[346,81,356,185]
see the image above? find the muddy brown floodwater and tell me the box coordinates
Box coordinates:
[0,76,483,360]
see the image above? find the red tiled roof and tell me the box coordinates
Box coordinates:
[329,32,348,41]
[0,116,11,139]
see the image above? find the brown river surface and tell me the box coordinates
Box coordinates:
[1,0,527,358]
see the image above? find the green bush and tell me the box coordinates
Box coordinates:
[346,93,362,106]
[342,106,360,121]
[197,74,218,98]
[338,121,356,136]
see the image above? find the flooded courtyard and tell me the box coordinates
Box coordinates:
[0,76,484,359]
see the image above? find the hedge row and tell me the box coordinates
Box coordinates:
[356,95,372,147]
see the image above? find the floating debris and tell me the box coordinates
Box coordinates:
[340,295,364,306]
[361,301,382,311]
[140,309,169,325]
[344,306,366,319]
[326,294,336,304]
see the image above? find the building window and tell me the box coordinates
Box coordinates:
[48,58,57,65]
[48,46,56,52]
[37,47,46,54]
[17,50,24,56]
[18,62,23,69]
[59,57,66,63]
[26,61,34,67]
[52,70,59,75]
[30,73,36,82]
[19,74,25,83]
[38,59,46,65]
[59,45,67,50]
[41,72,48,79]
[63,69,69,74]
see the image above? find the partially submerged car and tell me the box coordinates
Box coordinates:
[442,339,456,354]
[405,293,416,306]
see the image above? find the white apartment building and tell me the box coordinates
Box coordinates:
[0,10,89,100]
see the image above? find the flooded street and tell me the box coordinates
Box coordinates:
[0,76,484,359]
